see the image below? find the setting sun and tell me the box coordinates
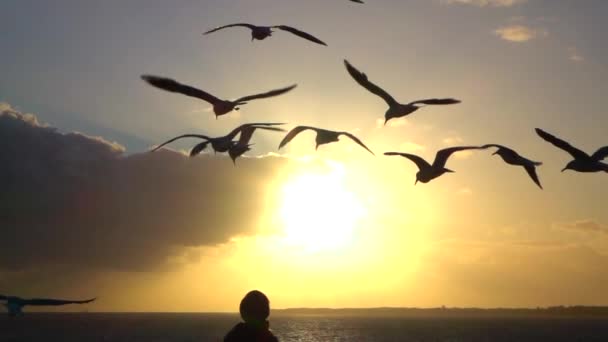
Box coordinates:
[278,164,366,252]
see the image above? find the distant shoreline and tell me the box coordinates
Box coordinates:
[17,306,608,318]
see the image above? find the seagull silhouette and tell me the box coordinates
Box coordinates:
[482,144,543,189]
[141,75,296,118]
[344,60,460,125]
[349,0,365,3]
[384,146,485,184]
[535,128,608,173]
[152,123,285,157]
[0,295,95,317]
[278,126,374,155]
[204,23,327,46]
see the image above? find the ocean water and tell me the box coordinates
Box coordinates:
[1,313,608,341]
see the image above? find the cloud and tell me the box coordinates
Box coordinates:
[0,105,293,272]
[568,47,584,62]
[554,220,608,235]
[442,0,527,7]
[494,25,548,42]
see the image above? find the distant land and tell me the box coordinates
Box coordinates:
[272,306,608,318]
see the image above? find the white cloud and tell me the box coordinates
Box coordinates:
[494,25,548,42]
[443,0,527,7]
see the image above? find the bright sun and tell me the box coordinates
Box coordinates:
[279,165,366,252]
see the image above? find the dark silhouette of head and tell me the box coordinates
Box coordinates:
[239,290,270,328]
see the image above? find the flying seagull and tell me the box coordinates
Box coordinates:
[0,295,95,316]
[203,23,327,46]
[535,128,608,173]
[141,75,296,118]
[278,126,374,155]
[384,146,485,184]
[152,123,285,157]
[482,144,543,189]
[344,60,460,125]
[349,0,365,3]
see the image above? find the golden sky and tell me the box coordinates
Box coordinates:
[1,0,608,312]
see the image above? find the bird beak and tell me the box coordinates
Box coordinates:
[414,179,418,186]
[561,167,567,172]
[315,144,319,151]
[232,158,236,166]
[492,151,498,155]
[384,118,388,126]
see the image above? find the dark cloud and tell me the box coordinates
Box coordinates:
[0,105,287,271]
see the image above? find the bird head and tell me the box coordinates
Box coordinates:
[562,161,575,172]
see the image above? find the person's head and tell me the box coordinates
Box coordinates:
[239,290,270,327]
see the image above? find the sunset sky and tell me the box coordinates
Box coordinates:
[1,0,607,312]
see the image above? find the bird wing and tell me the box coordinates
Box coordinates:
[523,164,543,189]
[535,128,589,159]
[141,75,221,104]
[273,25,327,46]
[350,0,365,3]
[235,84,297,103]
[591,146,608,161]
[190,141,211,157]
[434,146,484,168]
[481,143,506,150]
[224,123,286,141]
[237,126,286,145]
[384,152,431,171]
[151,134,210,152]
[344,60,398,106]
[340,132,375,155]
[203,23,258,35]
[409,98,461,106]
[278,126,317,149]
[24,298,96,306]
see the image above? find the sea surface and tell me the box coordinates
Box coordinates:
[1,313,608,341]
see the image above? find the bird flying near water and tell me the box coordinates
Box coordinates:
[482,144,543,189]
[344,60,460,125]
[152,123,285,158]
[535,128,608,173]
[278,126,375,155]
[204,23,327,46]
[384,146,486,184]
[141,75,296,118]
[0,295,95,316]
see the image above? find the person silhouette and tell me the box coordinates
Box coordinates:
[224,290,279,342]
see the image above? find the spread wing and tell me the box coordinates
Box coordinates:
[340,132,375,155]
[237,126,286,145]
[203,23,258,35]
[24,297,96,306]
[278,126,318,149]
[523,164,543,189]
[151,134,210,152]
[591,146,608,161]
[535,128,589,160]
[274,25,327,46]
[224,123,286,141]
[384,152,431,171]
[141,75,221,104]
[409,98,461,106]
[235,84,297,103]
[481,143,507,150]
[190,141,211,157]
[434,146,484,168]
[344,60,397,106]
